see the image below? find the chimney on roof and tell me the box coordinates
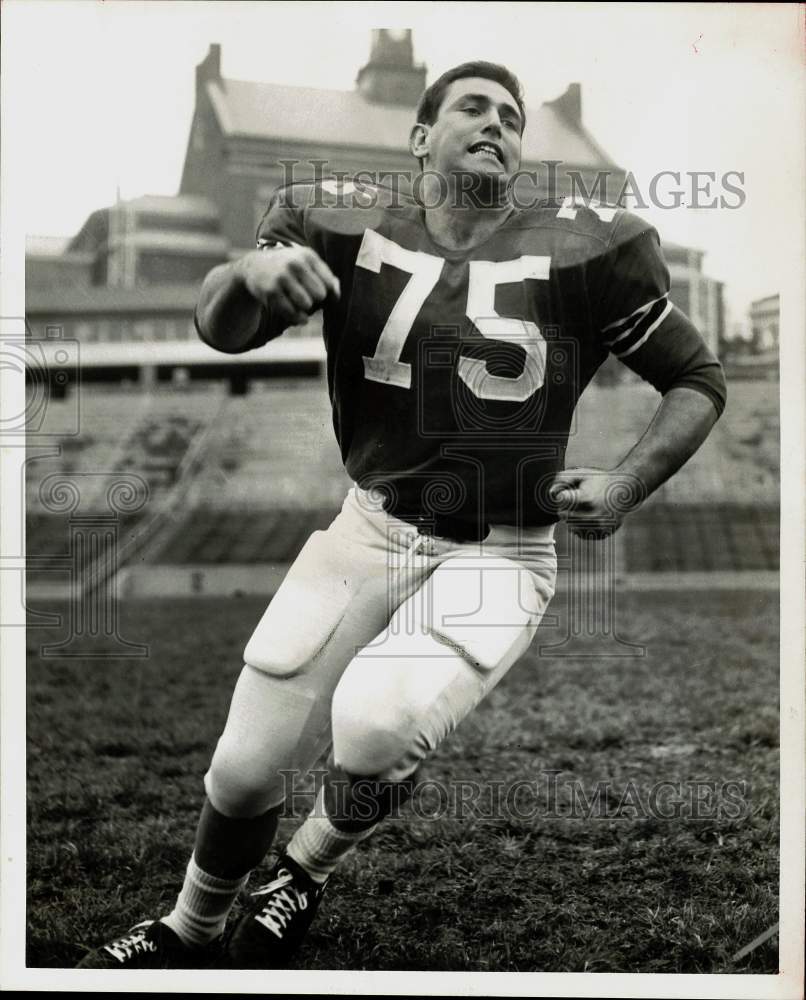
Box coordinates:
[551,83,582,126]
[196,43,222,92]
[356,29,426,107]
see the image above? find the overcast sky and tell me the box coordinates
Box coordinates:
[3,1,803,326]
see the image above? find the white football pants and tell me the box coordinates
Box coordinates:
[205,487,557,817]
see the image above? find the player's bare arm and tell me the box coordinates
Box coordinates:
[551,387,720,538]
[196,245,340,353]
[616,384,720,496]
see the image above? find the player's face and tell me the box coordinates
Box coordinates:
[419,77,523,183]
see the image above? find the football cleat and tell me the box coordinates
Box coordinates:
[225,854,327,968]
[76,919,222,969]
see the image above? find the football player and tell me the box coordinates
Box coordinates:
[79,60,726,969]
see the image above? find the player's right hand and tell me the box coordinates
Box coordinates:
[237,245,341,327]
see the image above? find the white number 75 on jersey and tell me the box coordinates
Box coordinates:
[357,229,550,404]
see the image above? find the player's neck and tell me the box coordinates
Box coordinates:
[423,201,514,252]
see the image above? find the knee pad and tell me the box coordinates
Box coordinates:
[204,665,330,817]
[331,557,549,781]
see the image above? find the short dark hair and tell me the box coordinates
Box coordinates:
[415,61,526,132]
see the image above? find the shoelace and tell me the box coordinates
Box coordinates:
[103,921,158,962]
[251,869,309,939]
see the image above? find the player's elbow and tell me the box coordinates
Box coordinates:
[196,262,267,355]
[689,357,727,421]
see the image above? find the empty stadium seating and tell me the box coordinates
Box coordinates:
[195,381,352,509]
[25,377,780,578]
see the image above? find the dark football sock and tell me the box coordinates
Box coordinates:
[192,796,281,877]
[286,766,418,883]
[161,797,281,947]
[286,786,376,884]
[325,764,417,833]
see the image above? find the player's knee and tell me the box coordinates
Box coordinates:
[331,558,550,780]
[331,632,466,779]
[203,664,323,817]
[204,737,285,818]
[331,655,425,779]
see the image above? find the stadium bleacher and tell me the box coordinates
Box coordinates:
[622,503,778,572]
[25,377,780,587]
[154,508,338,565]
[195,381,352,509]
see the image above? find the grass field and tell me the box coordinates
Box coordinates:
[26,588,779,973]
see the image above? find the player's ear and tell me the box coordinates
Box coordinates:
[409,123,430,162]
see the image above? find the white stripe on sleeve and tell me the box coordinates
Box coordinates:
[616,300,674,357]
[602,292,669,338]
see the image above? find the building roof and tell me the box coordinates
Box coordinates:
[207,77,620,169]
[126,193,220,219]
[68,194,222,254]
[749,294,780,311]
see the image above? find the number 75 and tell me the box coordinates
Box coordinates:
[357,229,550,404]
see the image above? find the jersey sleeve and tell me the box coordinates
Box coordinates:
[594,212,727,417]
[255,184,310,249]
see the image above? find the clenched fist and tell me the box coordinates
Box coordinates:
[549,467,646,539]
[238,245,341,328]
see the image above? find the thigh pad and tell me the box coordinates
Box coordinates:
[391,555,546,673]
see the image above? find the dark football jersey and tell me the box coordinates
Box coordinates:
[250,180,725,529]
